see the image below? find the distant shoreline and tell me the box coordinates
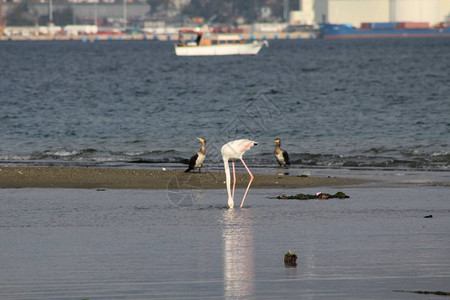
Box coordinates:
[0,166,369,190]
[0,31,316,42]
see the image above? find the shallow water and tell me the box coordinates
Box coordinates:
[1,38,449,170]
[1,186,449,299]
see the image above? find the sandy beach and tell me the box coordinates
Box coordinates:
[0,166,369,189]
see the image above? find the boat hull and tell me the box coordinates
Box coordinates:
[175,41,266,56]
[320,23,450,39]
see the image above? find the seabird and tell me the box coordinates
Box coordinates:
[185,137,206,173]
[274,138,290,167]
[221,139,258,208]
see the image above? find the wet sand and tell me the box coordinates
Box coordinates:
[0,166,369,189]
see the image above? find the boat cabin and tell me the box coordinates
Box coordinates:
[177,29,244,47]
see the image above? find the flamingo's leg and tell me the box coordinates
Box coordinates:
[231,159,236,201]
[239,158,254,208]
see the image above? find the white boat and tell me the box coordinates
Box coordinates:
[175,29,268,56]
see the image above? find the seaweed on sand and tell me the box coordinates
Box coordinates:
[277,191,349,200]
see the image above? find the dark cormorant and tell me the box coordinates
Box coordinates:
[185,137,206,172]
[274,138,290,167]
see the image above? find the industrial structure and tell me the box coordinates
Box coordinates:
[1,0,450,40]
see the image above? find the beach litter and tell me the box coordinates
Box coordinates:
[277,191,349,200]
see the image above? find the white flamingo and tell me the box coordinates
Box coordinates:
[221,139,258,208]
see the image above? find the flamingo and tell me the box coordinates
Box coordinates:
[221,139,258,208]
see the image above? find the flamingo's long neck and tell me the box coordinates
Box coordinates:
[223,157,234,208]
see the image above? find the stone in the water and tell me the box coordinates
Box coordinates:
[284,250,298,267]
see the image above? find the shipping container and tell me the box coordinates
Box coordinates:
[396,22,429,29]
[360,23,371,30]
[371,22,397,30]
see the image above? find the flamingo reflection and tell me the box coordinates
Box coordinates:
[221,209,255,299]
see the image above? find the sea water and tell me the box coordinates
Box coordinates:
[0,187,449,299]
[0,38,449,171]
[1,38,450,299]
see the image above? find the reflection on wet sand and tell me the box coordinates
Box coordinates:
[221,209,255,299]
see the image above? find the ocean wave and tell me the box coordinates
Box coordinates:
[110,150,178,157]
[431,151,450,157]
[42,150,85,157]
[280,152,448,170]
[0,154,32,161]
[40,148,97,158]
[110,151,147,157]
[127,157,189,164]
[1,149,448,171]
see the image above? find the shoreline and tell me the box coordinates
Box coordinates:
[0,166,369,190]
[0,32,316,42]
